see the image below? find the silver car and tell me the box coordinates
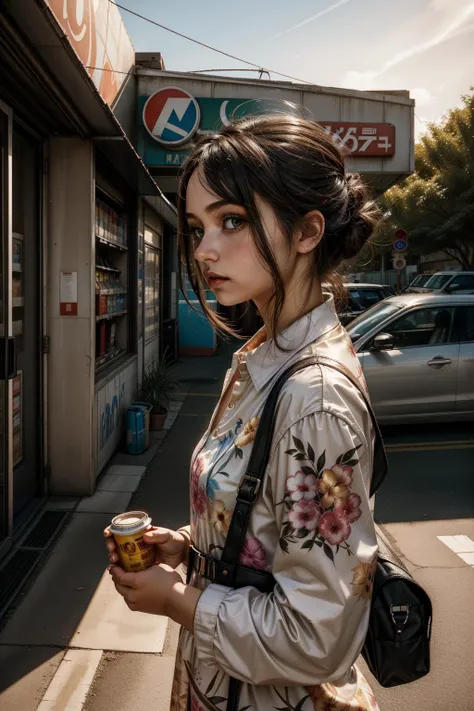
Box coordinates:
[347,294,474,424]
[409,270,474,295]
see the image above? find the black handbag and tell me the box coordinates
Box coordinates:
[188,355,432,709]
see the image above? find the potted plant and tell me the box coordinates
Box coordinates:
[138,352,179,430]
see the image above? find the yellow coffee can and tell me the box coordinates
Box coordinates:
[110,511,156,572]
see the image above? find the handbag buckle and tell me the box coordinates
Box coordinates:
[238,474,261,502]
[194,549,216,581]
[390,604,410,633]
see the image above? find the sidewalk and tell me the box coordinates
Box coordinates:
[0,339,235,711]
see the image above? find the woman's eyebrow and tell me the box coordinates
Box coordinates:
[186,200,244,220]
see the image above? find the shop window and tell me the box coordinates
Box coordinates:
[144,226,161,341]
[95,189,130,373]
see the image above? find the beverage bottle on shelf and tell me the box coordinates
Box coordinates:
[104,205,110,241]
[110,209,116,243]
[100,202,105,238]
[122,217,127,247]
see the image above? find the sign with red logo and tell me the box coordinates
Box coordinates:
[319,122,395,156]
[60,272,78,316]
[143,88,201,147]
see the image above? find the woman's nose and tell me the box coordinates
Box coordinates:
[194,229,220,263]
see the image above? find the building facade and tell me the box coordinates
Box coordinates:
[132,63,415,350]
[0,0,177,561]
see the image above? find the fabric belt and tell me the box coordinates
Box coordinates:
[187,544,276,592]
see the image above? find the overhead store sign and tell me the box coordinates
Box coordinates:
[46,0,135,105]
[138,89,396,167]
[320,122,395,157]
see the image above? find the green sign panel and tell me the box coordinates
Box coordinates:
[138,93,269,167]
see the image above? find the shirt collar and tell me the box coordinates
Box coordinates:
[233,295,340,392]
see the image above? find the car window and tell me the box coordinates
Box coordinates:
[411,275,430,288]
[450,275,474,290]
[387,307,454,348]
[358,289,384,308]
[453,306,474,342]
[347,293,362,311]
[346,302,401,342]
[424,274,451,289]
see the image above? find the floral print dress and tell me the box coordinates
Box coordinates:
[171,296,380,711]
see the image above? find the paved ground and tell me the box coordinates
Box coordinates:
[1,336,473,711]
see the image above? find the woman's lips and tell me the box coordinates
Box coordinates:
[207,276,229,288]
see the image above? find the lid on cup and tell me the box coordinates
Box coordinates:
[110,510,151,535]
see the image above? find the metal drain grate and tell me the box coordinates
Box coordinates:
[21,510,68,549]
[0,548,42,619]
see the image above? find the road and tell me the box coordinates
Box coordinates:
[363,421,474,711]
[82,396,474,711]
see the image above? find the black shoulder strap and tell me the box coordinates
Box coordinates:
[220,355,387,576]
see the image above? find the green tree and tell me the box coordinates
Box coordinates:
[381,90,474,269]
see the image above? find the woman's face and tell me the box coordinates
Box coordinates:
[185,170,295,309]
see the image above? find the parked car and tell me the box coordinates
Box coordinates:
[347,293,474,424]
[337,283,393,325]
[408,270,474,295]
[403,274,432,292]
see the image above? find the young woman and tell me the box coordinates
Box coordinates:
[105,114,381,711]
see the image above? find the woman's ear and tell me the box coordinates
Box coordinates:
[296,211,325,254]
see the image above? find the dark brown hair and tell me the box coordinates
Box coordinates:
[177,113,380,342]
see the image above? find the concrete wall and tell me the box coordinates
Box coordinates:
[47,137,95,495]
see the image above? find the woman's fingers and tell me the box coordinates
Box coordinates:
[143,527,171,544]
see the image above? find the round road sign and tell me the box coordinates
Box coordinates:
[393,255,406,270]
[394,228,408,241]
[394,238,408,252]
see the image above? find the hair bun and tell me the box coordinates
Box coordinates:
[337,173,379,260]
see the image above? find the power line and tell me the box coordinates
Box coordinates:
[109,0,313,86]
[86,65,134,75]
[189,68,272,80]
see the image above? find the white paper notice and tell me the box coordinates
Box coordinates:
[60,272,78,303]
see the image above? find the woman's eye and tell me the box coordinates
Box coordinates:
[223,216,245,231]
[190,226,204,241]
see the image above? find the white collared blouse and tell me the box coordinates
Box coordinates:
[171,296,379,711]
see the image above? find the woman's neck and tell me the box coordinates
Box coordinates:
[257,279,324,338]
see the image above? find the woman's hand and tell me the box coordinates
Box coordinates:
[109,563,202,631]
[104,526,189,569]
[109,563,181,616]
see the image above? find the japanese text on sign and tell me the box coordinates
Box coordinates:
[319,122,395,157]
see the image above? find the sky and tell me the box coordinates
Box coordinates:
[117,0,474,139]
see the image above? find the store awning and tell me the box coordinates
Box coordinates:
[1,0,176,221]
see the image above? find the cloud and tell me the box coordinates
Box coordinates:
[410,87,434,107]
[269,0,353,41]
[414,115,430,140]
[345,3,474,90]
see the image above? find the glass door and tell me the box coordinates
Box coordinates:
[11,124,41,517]
[0,103,14,557]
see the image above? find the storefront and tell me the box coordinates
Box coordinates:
[133,64,415,351]
[0,0,177,561]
